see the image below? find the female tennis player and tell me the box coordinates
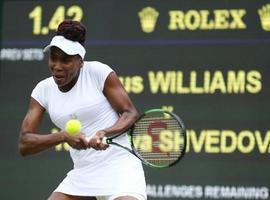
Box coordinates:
[18,20,147,200]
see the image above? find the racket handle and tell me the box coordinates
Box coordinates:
[102,137,108,144]
[85,136,107,144]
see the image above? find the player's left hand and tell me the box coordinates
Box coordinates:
[88,130,109,150]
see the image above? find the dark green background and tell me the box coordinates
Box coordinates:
[1,1,269,199]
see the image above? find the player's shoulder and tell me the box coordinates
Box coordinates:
[34,77,54,89]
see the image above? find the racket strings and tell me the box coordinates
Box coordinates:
[132,112,185,167]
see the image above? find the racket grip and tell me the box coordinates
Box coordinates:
[85,136,107,144]
[102,137,108,144]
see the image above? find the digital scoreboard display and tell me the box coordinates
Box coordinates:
[1,1,270,200]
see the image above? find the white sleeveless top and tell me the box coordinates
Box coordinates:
[31,61,146,197]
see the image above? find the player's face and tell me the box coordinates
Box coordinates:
[48,47,83,91]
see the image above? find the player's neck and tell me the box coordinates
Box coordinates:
[59,72,80,92]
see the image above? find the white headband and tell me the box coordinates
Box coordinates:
[43,35,86,59]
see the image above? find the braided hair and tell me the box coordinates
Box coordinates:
[56,19,86,45]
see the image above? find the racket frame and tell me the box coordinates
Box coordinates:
[105,108,186,169]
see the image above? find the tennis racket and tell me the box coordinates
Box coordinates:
[101,109,186,168]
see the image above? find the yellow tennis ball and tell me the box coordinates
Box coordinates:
[65,119,81,135]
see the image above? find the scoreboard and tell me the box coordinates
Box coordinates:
[1,1,270,200]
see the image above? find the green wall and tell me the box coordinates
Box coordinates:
[1,1,270,199]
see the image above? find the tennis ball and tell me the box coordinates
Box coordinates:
[65,119,81,136]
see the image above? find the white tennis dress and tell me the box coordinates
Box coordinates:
[31,61,147,198]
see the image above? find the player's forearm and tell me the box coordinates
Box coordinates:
[103,109,139,137]
[18,132,66,156]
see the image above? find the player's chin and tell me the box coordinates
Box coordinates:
[53,76,67,86]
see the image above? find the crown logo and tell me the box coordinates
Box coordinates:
[138,7,159,33]
[258,4,270,31]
